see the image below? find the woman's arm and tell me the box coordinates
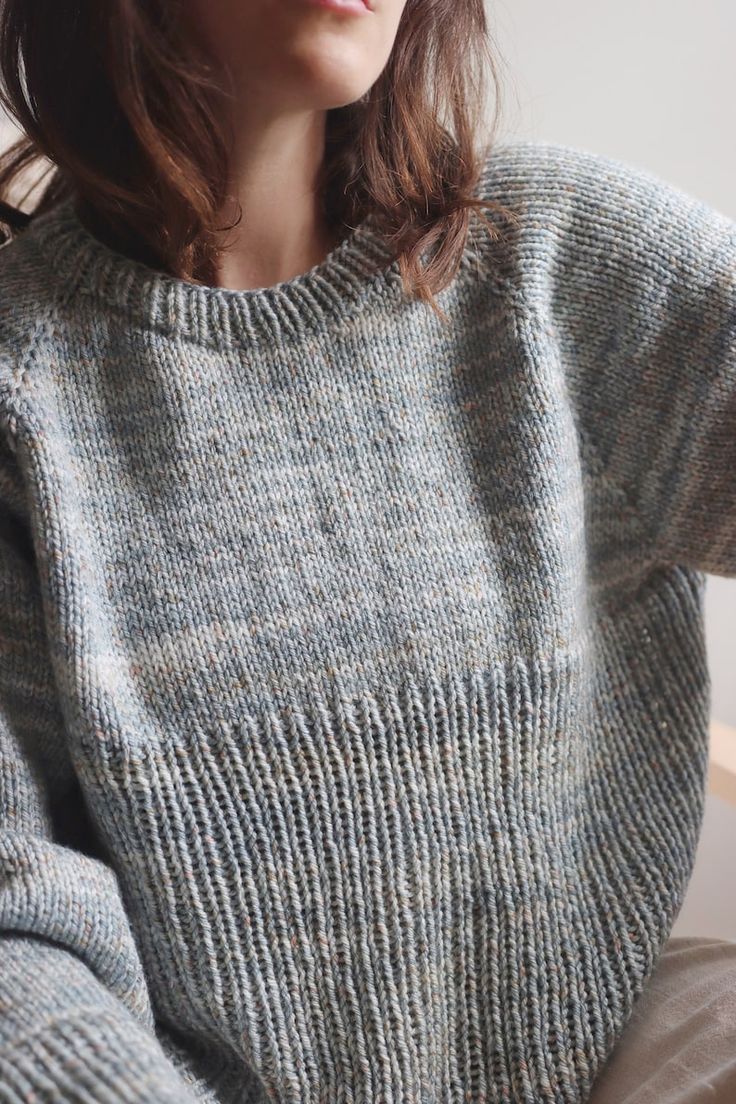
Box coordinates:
[508,142,736,577]
[0,417,203,1103]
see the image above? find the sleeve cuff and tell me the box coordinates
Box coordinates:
[0,1007,202,1103]
[0,935,202,1102]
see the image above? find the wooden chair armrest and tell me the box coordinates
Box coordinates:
[709,719,736,807]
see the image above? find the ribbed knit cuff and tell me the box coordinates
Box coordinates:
[0,936,202,1103]
[0,1008,202,1103]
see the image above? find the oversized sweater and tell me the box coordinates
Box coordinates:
[0,139,734,1104]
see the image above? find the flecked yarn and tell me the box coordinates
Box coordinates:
[0,140,734,1103]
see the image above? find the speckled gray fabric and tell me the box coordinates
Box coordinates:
[0,140,734,1103]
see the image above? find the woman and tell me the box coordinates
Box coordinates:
[0,1,733,1101]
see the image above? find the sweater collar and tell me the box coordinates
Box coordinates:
[29,193,406,349]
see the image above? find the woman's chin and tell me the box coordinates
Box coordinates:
[276,59,373,110]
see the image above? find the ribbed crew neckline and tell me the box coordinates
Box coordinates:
[29,193,406,349]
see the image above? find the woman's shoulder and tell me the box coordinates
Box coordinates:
[0,219,63,427]
[475,137,735,308]
[479,137,723,220]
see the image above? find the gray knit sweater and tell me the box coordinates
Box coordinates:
[0,139,734,1104]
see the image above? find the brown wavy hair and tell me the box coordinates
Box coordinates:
[0,0,518,318]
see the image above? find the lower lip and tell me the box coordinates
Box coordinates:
[296,0,371,14]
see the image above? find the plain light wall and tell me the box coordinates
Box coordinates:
[484,0,735,939]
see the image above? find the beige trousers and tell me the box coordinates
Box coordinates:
[587,936,736,1103]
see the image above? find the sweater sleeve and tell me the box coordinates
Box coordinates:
[0,422,205,1101]
[526,144,736,577]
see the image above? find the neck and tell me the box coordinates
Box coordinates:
[211,106,339,291]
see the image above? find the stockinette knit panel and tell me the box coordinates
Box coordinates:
[0,139,734,1104]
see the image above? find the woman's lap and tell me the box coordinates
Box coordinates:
[587,935,736,1103]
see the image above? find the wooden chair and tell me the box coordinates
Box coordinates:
[709,720,736,806]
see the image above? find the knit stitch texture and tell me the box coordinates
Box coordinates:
[0,140,734,1104]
